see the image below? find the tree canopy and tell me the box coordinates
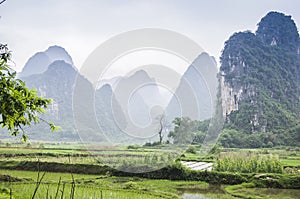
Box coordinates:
[168,117,209,144]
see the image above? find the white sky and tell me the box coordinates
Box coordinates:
[1,0,300,73]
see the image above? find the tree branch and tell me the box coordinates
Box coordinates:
[0,0,7,5]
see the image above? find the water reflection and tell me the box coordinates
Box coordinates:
[182,193,209,199]
[179,185,225,199]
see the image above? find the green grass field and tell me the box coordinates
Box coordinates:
[0,143,299,198]
[0,169,210,199]
[1,183,167,199]
[1,169,299,199]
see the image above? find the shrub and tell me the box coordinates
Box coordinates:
[253,174,300,189]
[186,146,197,154]
[143,142,161,147]
[127,145,140,149]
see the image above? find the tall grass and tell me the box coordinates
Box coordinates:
[214,152,283,173]
[4,183,163,199]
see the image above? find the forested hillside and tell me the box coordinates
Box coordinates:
[220,12,300,148]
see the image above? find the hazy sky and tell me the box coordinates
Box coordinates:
[1,0,300,72]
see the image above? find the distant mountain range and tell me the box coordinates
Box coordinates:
[1,11,299,149]
[19,45,74,77]
[2,45,217,143]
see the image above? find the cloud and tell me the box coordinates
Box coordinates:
[1,0,300,71]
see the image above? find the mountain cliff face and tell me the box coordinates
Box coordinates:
[166,52,218,122]
[220,12,300,147]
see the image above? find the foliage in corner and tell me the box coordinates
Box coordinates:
[0,44,59,141]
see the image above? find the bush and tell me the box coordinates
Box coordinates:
[127,145,140,149]
[253,174,300,189]
[186,146,197,154]
[143,142,161,147]
[123,181,139,189]
[39,143,45,149]
[0,187,10,195]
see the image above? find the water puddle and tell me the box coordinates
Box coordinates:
[181,193,210,199]
[179,185,226,199]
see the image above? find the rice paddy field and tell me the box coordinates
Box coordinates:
[0,142,299,198]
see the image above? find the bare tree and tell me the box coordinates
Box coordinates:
[156,113,171,144]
